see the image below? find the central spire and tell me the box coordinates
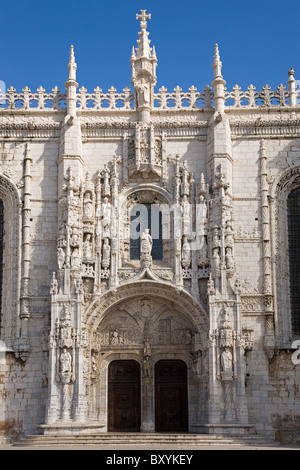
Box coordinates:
[131,10,157,121]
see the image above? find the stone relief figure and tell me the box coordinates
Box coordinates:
[141,228,152,255]
[141,300,151,318]
[110,329,123,345]
[181,329,192,345]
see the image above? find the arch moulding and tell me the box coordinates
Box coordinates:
[85,280,208,337]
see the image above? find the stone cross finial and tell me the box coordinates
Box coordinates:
[136,9,151,29]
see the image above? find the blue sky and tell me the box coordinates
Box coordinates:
[1,0,299,95]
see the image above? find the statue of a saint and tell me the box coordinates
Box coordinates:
[101,197,112,237]
[60,348,72,374]
[141,228,152,255]
[137,79,150,107]
[181,235,191,268]
[221,348,233,372]
[102,238,111,268]
[57,247,65,269]
[71,247,80,269]
[212,248,220,271]
[83,234,92,259]
[182,195,191,236]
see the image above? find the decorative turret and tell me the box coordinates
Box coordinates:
[212,44,226,113]
[65,45,78,122]
[131,10,157,121]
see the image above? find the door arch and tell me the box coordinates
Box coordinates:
[155,360,188,432]
[108,360,141,432]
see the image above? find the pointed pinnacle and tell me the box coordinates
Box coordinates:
[68,44,77,80]
[70,45,75,63]
[214,44,220,62]
[152,45,157,59]
[131,46,136,59]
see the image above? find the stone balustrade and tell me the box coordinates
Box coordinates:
[0,81,299,111]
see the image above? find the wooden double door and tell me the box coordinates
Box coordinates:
[108,359,188,433]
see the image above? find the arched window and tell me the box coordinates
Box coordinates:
[0,175,21,346]
[288,188,300,335]
[130,203,163,260]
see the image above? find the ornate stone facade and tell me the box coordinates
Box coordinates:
[0,11,300,442]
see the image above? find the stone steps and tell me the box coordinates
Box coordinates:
[14,433,278,447]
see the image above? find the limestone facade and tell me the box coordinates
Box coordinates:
[1,11,300,441]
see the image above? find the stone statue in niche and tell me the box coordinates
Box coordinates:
[102,197,112,237]
[71,247,81,269]
[83,233,93,259]
[181,235,191,268]
[60,348,72,374]
[220,347,234,381]
[83,193,94,219]
[57,247,65,269]
[225,246,235,270]
[221,348,233,372]
[212,248,220,271]
[193,350,203,379]
[143,340,152,379]
[136,79,150,107]
[102,238,111,269]
[141,229,152,255]
[58,306,73,349]
[182,195,191,236]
